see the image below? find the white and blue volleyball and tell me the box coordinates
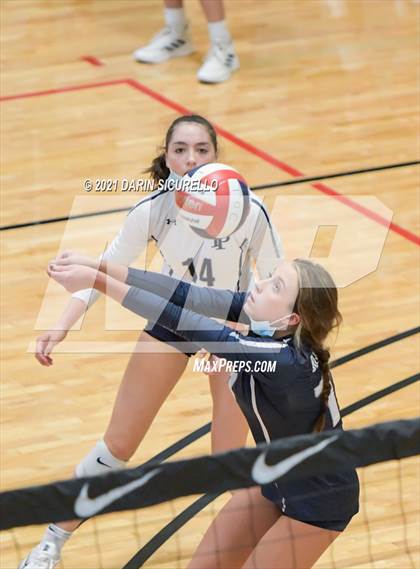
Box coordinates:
[174,163,251,239]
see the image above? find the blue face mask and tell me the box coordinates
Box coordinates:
[169,169,183,180]
[165,169,183,189]
[249,314,293,337]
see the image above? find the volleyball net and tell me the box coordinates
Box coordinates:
[1,417,419,568]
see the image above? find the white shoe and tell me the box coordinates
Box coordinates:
[133,26,195,64]
[197,42,239,83]
[18,542,60,569]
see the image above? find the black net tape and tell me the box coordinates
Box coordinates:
[1,418,418,531]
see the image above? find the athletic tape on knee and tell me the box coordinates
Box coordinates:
[75,440,127,478]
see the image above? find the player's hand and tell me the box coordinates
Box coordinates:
[197,349,222,377]
[47,263,97,293]
[205,354,223,376]
[52,250,99,270]
[35,329,67,366]
[197,348,207,359]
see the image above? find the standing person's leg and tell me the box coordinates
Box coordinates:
[19,331,190,568]
[197,0,239,83]
[242,516,340,569]
[209,370,249,453]
[103,331,190,460]
[187,487,280,569]
[200,0,225,22]
[133,0,195,63]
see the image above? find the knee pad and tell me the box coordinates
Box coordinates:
[75,440,127,478]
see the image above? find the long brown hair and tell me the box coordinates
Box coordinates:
[292,259,342,432]
[145,115,218,185]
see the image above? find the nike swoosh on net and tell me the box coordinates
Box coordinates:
[74,468,161,518]
[252,436,338,485]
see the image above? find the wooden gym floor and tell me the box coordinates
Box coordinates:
[1,1,419,567]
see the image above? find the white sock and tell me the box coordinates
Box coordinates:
[208,20,232,46]
[164,7,186,34]
[40,524,72,553]
[75,439,127,478]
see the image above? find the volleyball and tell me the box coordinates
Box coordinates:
[174,163,251,239]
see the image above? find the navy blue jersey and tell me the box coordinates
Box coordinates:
[124,267,341,440]
[123,268,359,526]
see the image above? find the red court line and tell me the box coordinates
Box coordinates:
[312,182,420,246]
[0,79,126,102]
[1,77,419,247]
[81,55,104,67]
[126,78,304,178]
[127,78,420,247]
[125,78,190,115]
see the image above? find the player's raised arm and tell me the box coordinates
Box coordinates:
[48,263,292,372]
[35,194,157,366]
[48,260,248,325]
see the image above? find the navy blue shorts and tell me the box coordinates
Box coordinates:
[280,512,352,532]
[144,321,200,357]
[262,470,360,533]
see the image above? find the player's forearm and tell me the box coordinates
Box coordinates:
[70,259,127,308]
[124,267,247,323]
[125,267,186,301]
[93,271,130,304]
[98,260,129,283]
[53,297,89,331]
[120,287,259,364]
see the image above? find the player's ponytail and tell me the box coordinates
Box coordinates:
[312,345,332,432]
[292,259,341,432]
[146,152,169,185]
[145,115,218,186]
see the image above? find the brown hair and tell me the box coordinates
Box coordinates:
[292,259,342,432]
[145,115,218,185]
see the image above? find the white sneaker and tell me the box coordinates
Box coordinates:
[133,26,195,64]
[197,42,239,83]
[18,542,60,569]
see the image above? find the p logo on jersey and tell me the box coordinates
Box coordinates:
[175,163,251,239]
